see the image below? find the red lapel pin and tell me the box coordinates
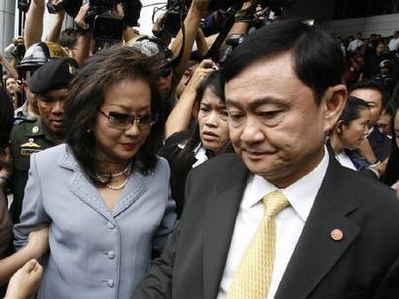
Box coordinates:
[330,228,344,241]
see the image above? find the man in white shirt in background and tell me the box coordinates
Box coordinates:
[347,31,364,53]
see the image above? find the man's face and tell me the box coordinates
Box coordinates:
[376,44,386,55]
[37,88,68,139]
[225,52,342,188]
[376,111,393,136]
[349,88,383,126]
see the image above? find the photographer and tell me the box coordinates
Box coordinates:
[169,0,210,82]
[128,0,210,123]
[165,58,217,138]
[57,27,91,67]
[62,0,142,52]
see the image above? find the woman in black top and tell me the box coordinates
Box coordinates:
[159,71,232,218]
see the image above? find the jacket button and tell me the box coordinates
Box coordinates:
[107,222,115,229]
[107,279,115,288]
[107,251,116,259]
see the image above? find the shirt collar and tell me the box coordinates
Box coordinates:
[245,146,329,222]
[177,142,209,168]
[192,144,208,168]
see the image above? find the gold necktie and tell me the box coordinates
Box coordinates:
[227,190,289,299]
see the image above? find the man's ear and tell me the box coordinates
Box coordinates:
[322,84,347,133]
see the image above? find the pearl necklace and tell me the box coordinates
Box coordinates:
[96,162,132,190]
[106,176,130,190]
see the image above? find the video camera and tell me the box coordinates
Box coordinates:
[47,0,142,45]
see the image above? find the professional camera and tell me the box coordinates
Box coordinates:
[161,0,189,37]
[61,0,142,44]
[207,0,295,65]
[160,0,295,37]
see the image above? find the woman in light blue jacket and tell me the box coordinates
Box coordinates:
[14,46,177,299]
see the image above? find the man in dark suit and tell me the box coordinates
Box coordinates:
[133,19,399,299]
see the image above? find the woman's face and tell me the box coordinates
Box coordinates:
[93,78,153,167]
[198,87,230,153]
[341,108,371,150]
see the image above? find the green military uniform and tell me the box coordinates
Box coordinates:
[9,116,58,224]
[9,57,78,224]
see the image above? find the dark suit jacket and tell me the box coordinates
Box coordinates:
[158,131,197,218]
[368,127,391,162]
[134,153,399,299]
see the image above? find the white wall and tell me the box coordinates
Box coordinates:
[321,13,399,38]
[1,0,16,55]
[137,0,167,36]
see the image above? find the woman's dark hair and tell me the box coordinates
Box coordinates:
[222,18,345,103]
[0,86,14,154]
[65,45,164,186]
[339,96,370,124]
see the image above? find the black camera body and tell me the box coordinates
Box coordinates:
[161,0,188,37]
[85,0,115,28]
[92,12,124,45]
[18,0,30,12]
[161,0,295,37]
[63,0,142,28]
[61,0,141,45]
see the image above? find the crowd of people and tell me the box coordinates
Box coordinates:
[1,0,399,298]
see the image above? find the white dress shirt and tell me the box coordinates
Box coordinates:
[335,152,356,171]
[388,37,399,51]
[217,150,329,299]
[347,39,363,52]
[177,142,209,168]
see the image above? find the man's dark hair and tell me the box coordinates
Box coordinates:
[349,79,387,108]
[222,18,345,103]
[65,45,164,186]
[59,27,79,48]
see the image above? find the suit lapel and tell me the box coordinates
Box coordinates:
[58,147,113,220]
[61,148,147,220]
[203,157,249,299]
[275,160,360,299]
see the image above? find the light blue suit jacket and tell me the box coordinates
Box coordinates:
[14,144,176,299]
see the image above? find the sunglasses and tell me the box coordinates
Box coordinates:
[99,110,157,130]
